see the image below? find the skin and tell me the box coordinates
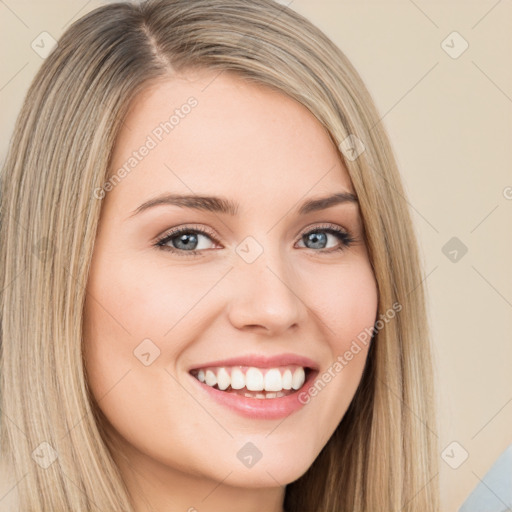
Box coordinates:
[83,68,379,512]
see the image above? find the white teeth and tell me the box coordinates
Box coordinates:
[230,368,245,389]
[291,367,305,390]
[245,367,264,391]
[205,370,217,387]
[216,367,230,390]
[193,365,310,396]
[264,368,283,392]
[282,369,292,390]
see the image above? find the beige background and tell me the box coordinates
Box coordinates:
[1,1,511,510]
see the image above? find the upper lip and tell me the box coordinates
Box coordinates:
[188,353,319,372]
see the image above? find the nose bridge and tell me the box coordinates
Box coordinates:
[226,235,306,333]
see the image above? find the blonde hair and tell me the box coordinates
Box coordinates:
[0,0,439,510]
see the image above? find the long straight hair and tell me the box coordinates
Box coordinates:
[0,0,439,510]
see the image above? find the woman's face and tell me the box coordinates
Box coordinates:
[83,69,378,500]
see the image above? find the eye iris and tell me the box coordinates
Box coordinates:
[175,232,198,250]
[305,232,327,249]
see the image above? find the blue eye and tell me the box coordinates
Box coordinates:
[154,223,356,257]
[155,225,218,256]
[298,226,355,251]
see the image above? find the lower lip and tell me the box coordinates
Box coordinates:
[188,370,318,420]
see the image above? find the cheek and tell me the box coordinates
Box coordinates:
[301,257,379,348]
[87,256,216,336]
[82,260,196,464]
[82,252,227,419]
[294,257,378,441]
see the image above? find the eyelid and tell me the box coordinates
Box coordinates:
[154,224,220,247]
[297,222,357,249]
[154,222,357,255]
[294,221,347,239]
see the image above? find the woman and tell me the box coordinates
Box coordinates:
[0,0,439,510]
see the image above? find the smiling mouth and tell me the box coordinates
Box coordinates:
[189,365,313,399]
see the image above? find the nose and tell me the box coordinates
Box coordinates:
[226,247,308,336]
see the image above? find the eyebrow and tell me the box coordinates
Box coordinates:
[128,191,358,218]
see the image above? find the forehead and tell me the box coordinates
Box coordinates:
[106,69,354,212]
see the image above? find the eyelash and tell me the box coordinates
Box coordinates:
[154,223,357,257]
